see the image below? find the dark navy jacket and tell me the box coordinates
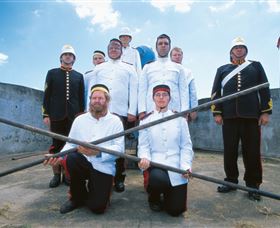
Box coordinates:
[211,61,272,119]
[42,68,85,121]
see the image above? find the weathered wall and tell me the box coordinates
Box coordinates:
[0,83,51,154]
[0,82,279,158]
[189,88,279,158]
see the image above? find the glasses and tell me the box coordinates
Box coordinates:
[154,92,169,98]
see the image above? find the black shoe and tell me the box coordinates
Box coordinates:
[217,185,237,193]
[248,192,261,201]
[49,174,61,188]
[114,182,125,192]
[60,200,78,214]
[149,201,162,212]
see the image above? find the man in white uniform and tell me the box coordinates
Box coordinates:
[119,27,142,76]
[87,38,138,192]
[44,84,124,214]
[138,34,188,120]
[138,84,193,216]
[170,47,198,121]
[83,50,106,104]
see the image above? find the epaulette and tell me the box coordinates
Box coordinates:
[121,61,133,66]
[171,110,178,113]
[142,111,153,120]
[84,70,93,75]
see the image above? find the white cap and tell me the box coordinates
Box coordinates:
[119,27,132,38]
[230,37,247,51]
[60,44,76,58]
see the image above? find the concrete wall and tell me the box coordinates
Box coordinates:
[0,82,279,158]
[189,88,280,158]
[0,83,51,154]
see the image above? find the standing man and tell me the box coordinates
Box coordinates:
[84,50,106,106]
[138,34,188,120]
[170,47,198,121]
[119,28,142,140]
[138,85,193,216]
[42,44,85,188]
[87,38,138,192]
[211,37,273,201]
[119,27,142,76]
[44,84,124,214]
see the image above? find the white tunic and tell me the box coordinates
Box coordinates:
[86,59,138,116]
[138,109,194,186]
[183,67,198,109]
[61,112,124,176]
[138,57,188,113]
[121,46,142,76]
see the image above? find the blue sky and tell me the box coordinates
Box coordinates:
[0,0,279,99]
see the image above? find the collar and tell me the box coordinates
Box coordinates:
[231,59,246,65]
[88,111,110,121]
[60,65,72,71]
[157,57,169,63]
[108,59,121,64]
[154,108,170,115]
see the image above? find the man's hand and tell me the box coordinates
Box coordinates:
[182,169,192,179]
[138,112,146,121]
[127,114,137,122]
[77,146,100,156]
[138,158,150,170]
[258,113,270,126]
[214,115,223,125]
[43,154,62,166]
[190,112,197,121]
[43,117,50,127]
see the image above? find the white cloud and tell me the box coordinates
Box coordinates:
[0,53,8,65]
[33,9,41,17]
[66,0,120,31]
[209,0,236,13]
[150,0,194,13]
[265,0,280,13]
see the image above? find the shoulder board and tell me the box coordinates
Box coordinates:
[142,111,154,120]
[121,61,133,66]
[84,70,93,74]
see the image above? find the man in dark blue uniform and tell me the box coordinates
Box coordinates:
[42,44,85,188]
[211,37,272,201]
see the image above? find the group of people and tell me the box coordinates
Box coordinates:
[42,31,272,217]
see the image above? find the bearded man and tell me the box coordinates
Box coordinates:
[45,84,124,214]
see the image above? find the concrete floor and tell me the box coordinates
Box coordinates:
[0,151,279,227]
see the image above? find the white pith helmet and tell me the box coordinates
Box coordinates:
[230,37,247,52]
[60,44,76,58]
[119,27,132,39]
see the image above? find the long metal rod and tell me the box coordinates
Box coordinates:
[0,83,269,177]
[0,115,279,200]
[11,151,46,160]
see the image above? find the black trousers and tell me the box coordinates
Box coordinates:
[222,118,262,187]
[49,118,72,154]
[66,152,113,214]
[146,168,188,216]
[114,115,128,183]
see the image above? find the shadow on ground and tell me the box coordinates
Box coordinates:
[0,151,279,227]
